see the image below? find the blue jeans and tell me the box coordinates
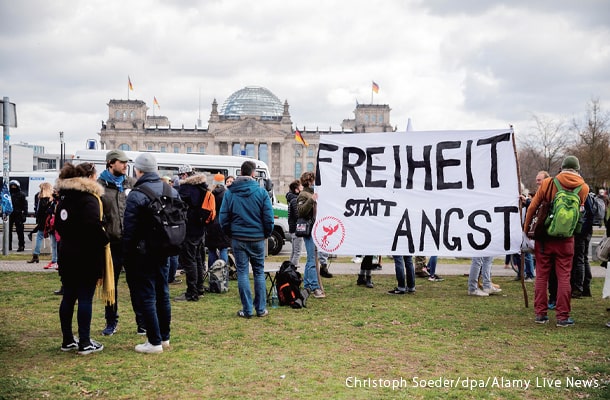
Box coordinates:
[59,278,97,346]
[33,230,44,255]
[131,256,171,346]
[426,256,438,276]
[166,255,180,283]
[468,256,493,292]
[207,247,228,268]
[232,239,266,316]
[393,256,415,291]
[513,252,535,279]
[303,235,320,291]
[32,231,58,262]
[49,234,58,262]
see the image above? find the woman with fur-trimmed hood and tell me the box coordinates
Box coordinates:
[54,162,109,355]
[175,168,211,301]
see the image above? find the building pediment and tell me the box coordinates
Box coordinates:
[211,117,290,138]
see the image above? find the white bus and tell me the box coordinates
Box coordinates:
[72,149,290,254]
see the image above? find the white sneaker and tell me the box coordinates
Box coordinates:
[161,340,170,349]
[483,286,502,295]
[468,288,489,297]
[135,341,163,354]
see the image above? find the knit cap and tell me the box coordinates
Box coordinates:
[134,153,158,173]
[561,156,580,171]
[213,173,225,186]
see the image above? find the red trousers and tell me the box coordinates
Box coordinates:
[534,237,574,321]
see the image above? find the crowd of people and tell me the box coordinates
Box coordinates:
[5,151,610,355]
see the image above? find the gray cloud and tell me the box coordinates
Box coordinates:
[0,0,607,153]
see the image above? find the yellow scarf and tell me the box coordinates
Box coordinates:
[94,194,115,305]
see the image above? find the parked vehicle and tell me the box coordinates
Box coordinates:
[72,149,290,254]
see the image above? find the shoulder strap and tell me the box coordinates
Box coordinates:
[552,178,582,195]
[135,182,172,200]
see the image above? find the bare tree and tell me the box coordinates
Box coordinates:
[568,98,610,191]
[517,114,574,178]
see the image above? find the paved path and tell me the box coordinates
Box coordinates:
[1,258,607,278]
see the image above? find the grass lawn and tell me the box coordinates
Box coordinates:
[0,270,609,399]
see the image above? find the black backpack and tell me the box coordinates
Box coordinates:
[134,183,188,257]
[275,261,306,309]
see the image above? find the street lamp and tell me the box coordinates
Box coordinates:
[1,97,17,255]
[59,131,64,168]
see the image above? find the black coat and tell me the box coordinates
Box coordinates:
[178,174,209,238]
[9,187,27,221]
[205,185,231,250]
[286,191,299,233]
[34,196,51,230]
[54,177,109,286]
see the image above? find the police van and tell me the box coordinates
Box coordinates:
[0,171,59,223]
[72,150,291,254]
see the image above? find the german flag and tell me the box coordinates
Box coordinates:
[372,81,379,94]
[295,129,308,146]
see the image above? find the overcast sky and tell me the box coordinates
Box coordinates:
[1,0,608,155]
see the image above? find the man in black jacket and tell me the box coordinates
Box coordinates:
[123,153,176,354]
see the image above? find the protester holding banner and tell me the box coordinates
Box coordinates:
[296,171,325,299]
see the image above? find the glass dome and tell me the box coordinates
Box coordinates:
[220,86,283,117]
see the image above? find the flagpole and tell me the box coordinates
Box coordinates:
[152,97,155,116]
[127,77,129,101]
[511,126,528,308]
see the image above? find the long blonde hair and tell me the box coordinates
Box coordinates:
[39,182,54,199]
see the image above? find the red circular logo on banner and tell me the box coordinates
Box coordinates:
[313,216,346,253]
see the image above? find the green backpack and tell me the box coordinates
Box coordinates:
[545,178,582,238]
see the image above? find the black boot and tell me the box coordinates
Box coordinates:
[366,276,374,288]
[356,274,366,286]
[27,254,39,264]
[320,264,333,278]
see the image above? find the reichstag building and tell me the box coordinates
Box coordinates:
[99,86,394,192]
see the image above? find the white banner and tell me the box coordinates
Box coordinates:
[313,129,522,257]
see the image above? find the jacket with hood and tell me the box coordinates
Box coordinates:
[297,186,316,220]
[219,176,274,241]
[97,173,136,243]
[524,170,589,238]
[54,176,109,285]
[286,190,299,233]
[178,174,210,238]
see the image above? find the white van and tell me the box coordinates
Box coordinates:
[1,171,59,222]
[71,150,291,254]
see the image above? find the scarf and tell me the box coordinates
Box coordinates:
[99,169,126,193]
